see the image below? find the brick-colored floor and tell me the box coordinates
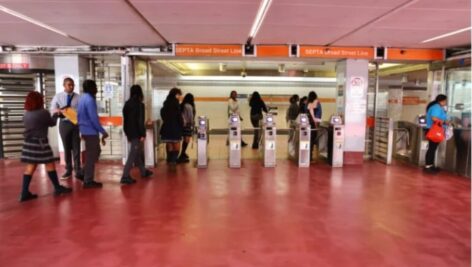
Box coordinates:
[0,159,469,267]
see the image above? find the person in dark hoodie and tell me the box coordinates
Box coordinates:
[121,85,154,184]
[160,88,184,165]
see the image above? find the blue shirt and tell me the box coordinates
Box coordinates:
[77,93,106,135]
[426,103,447,129]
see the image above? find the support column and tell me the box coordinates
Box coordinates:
[51,55,88,163]
[121,56,133,165]
[336,59,369,165]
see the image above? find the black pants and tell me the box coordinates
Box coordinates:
[310,129,317,160]
[83,135,101,183]
[123,138,146,177]
[251,114,261,147]
[59,120,81,173]
[425,140,439,167]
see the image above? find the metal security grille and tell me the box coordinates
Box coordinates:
[373,117,394,164]
[42,73,56,110]
[0,74,35,158]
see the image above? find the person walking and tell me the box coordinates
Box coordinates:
[50,77,83,180]
[424,94,448,174]
[19,92,72,202]
[286,94,299,143]
[178,93,196,163]
[77,80,108,188]
[160,88,184,165]
[227,90,248,147]
[307,91,321,162]
[121,85,153,184]
[249,91,268,149]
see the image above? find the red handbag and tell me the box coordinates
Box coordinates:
[426,121,445,143]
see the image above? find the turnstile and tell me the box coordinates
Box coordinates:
[327,115,344,167]
[414,115,428,166]
[228,114,241,168]
[291,114,310,167]
[262,113,276,167]
[197,116,209,168]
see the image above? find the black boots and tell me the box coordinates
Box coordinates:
[19,174,37,202]
[48,171,72,195]
[19,171,72,202]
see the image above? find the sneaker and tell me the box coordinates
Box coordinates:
[54,185,72,196]
[423,167,436,174]
[19,191,38,202]
[83,181,103,189]
[141,170,154,178]
[120,176,137,185]
[241,141,248,147]
[61,171,72,180]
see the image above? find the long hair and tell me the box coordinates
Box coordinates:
[308,91,318,103]
[83,79,97,97]
[181,93,196,116]
[229,90,237,100]
[250,91,262,106]
[426,94,447,112]
[165,87,182,103]
[24,91,44,111]
[129,84,144,102]
[299,96,308,113]
[290,94,299,104]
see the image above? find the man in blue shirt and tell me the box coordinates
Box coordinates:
[77,80,108,188]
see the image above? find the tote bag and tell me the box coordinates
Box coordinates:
[426,121,445,143]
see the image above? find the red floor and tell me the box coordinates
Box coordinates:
[0,159,470,267]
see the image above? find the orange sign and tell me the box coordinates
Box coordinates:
[300,46,374,59]
[99,116,123,126]
[257,45,290,57]
[387,48,444,61]
[175,44,242,57]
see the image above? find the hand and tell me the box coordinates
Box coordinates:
[101,132,109,146]
[140,137,145,142]
[53,109,62,115]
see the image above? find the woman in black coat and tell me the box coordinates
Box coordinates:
[160,88,183,165]
[121,85,153,184]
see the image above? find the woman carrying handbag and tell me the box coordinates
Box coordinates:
[424,94,448,174]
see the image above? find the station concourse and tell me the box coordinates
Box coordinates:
[0,0,470,266]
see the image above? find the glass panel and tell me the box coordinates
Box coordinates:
[446,68,471,128]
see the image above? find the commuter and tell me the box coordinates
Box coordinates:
[227,90,248,147]
[249,91,268,149]
[77,80,109,188]
[160,88,184,165]
[299,96,308,114]
[178,93,196,163]
[121,85,153,184]
[19,92,72,202]
[307,91,321,162]
[286,94,299,142]
[50,77,83,180]
[424,94,448,174]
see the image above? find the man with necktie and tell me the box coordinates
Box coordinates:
[50,77,83,180]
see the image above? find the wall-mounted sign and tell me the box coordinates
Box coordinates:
[386,48,444,61]
[103,83,114,99]
[175,44,242,57]
[0,63,29,69]
[300,46,374,59]
[256,45,290,57]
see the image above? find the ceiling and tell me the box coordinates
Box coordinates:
[0,0,469,48]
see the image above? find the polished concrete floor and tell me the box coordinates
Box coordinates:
[0,159,470,267]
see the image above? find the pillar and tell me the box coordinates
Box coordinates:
[51,55,88,163]
[336,59,369,164]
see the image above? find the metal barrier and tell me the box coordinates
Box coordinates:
[373,117,394,164]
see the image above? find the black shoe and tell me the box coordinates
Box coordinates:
[432,167,441,172]
[75,173,84,181]
[120,176,137,185]
[252,145,259,149]
[423,167,436,174]
[83,181,103,188]
[142,170,153,178]
[19,191,38,202]
[241,142,248,147]
[61,171,72,180]
[177,157,190,163]
[54,185,72,196]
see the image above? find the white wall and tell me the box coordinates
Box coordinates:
[176,83,337,129]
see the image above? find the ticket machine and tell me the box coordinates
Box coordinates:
[228,114,241,168]
[196,116,209,168]
[412,115,428,166]
[327,115,344,167]
[296,114,311,167]
[262,113,276,167]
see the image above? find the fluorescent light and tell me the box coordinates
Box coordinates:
[179,75,336,83]
[421,27,471,43]
[0,5,70,37]
[248,0,273,39]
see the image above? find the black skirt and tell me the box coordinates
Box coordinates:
[21,138,55,164]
